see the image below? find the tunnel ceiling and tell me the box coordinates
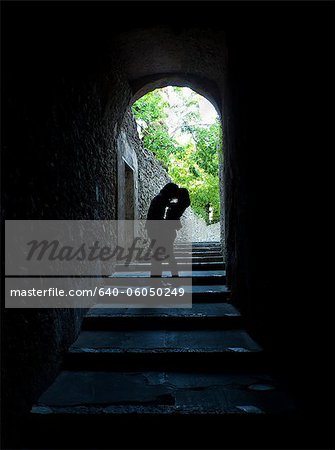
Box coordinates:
[112,26,227,112]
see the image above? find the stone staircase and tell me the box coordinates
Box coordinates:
[29,241,300,449]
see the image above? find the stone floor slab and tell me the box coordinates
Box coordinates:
[34,371,295,415]
[70,329,262,353]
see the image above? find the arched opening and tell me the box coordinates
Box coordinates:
[130,85,224,245]
[130,75,222,118]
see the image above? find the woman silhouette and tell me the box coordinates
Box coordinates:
[165,187,191,276]
[166,187,191,224]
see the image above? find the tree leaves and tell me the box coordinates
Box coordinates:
[132,87,222,224]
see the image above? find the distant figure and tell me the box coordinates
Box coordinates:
[146,183,179,277]
[206,202,214,224]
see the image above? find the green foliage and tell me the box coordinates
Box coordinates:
[132,90,168,125]
[132,87,222,224]
[133,90,183,168]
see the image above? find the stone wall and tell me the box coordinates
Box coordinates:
[179,209,220,242]
[2,13,132,445]
[120,110,172,220]
[3,57,221,443]
[3,11,226,445]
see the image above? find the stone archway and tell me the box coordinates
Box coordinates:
[109,24,230,272]
[127,83,224,243]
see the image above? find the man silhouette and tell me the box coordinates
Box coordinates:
[165,187,191,277]
[146,183,179,277]
[166,187,191,223]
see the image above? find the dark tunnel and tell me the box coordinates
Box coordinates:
[1,2,332,449]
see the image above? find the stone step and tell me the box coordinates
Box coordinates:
[115,261,225,272]
[110,269,227,285]
[65,329,263,371]
[173,256,223,262]
[174,247,223,256]
[100,284,230,304]
[174,250,223,261]
[82,302,242,330]
[175,241,221,247]
[175,243,221,248]
[29,370,299,449]
[174,245,221,250]
[175,246,222,253]
[32,370,295,415]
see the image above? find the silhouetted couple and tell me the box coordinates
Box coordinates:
[146,183,190,277]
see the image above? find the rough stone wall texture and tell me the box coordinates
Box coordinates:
[3,10,227,445]
[117,128,139,220]
[179,210,220,242]
[2,12,132,445]
[120,110,171,219]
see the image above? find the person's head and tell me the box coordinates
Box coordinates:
[160,183,179,200]
[177,187,191,208]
